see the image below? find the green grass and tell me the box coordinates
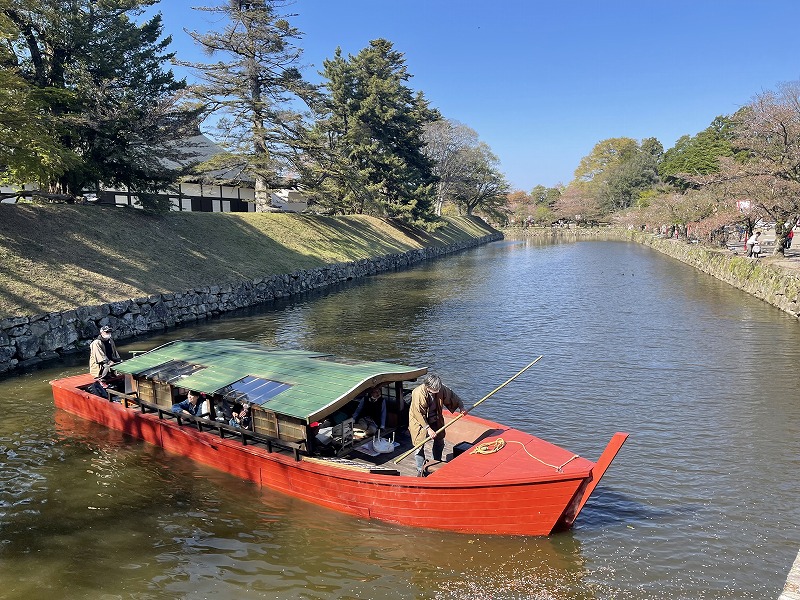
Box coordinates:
[0,205,496,318]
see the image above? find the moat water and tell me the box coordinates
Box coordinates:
[1,239,798,599]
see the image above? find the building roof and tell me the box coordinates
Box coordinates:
[114,340,426,422]
[167,133,255,185]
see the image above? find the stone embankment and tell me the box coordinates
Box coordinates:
[507,226,800,319]
[0,232,501,375]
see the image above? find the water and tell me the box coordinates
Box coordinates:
[0,239,798,599]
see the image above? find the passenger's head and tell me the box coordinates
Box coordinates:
[369,386,381,401]
[187,390,200,403]
[423,373,442,394]
[100,325,112,339]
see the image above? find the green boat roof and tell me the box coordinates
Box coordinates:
[114,339,426,423]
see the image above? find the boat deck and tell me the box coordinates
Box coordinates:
[339,430,465,477]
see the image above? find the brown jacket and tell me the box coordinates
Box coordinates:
[89,336,120,378]
[408,383,464,446]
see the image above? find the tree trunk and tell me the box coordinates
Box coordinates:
[254,175,278,212]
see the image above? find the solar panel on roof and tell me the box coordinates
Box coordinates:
[217,376,292,406]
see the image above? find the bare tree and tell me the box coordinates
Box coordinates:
[688,82,800,253]
[422,119,478,215]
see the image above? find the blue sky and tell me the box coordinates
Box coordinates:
[152,0,800,192]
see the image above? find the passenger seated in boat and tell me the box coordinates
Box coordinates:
[172,390,202,417]
[352,386,386,436]
[229,401,252,429]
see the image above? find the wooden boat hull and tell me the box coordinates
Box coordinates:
[51,374,626,536]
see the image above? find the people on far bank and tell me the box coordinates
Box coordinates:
[408,373,466,477]
[89,325,121,380]
[746,231,762,257]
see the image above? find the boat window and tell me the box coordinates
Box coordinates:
[217,375,291,406]
[136,360,207,384]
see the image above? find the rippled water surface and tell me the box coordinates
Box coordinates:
[1,239,798,599]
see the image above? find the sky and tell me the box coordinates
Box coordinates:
[150,0,800,192]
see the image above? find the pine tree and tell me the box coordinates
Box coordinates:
[305,39,438,223]
[182,0,317,211]
[2,0,200,209]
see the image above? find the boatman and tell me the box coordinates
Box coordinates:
[89,325,121,380]
[408,373,466,477]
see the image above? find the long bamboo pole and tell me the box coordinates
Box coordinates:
[393,356,543,464]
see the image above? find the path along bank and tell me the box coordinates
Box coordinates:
[0,205,501,375]
[506,226,800,320]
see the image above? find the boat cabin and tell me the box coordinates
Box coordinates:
[108,340,427,457]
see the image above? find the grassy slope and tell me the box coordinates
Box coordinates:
[0,205,495,318]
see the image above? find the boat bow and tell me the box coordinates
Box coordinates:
[558,432,629,529]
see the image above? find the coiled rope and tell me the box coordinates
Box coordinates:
[470,437,579,472]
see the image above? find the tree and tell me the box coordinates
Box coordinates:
[2,0,199,209]
[687,82,800,253]
[553,183,602,223]
[304,39,438,223]
[530,184,561,208]
[421,119,478,216]
[601,151,659,212]
[571,137,661,215]
[182,0,317,211]
[573,137,639,184]
[0,4,73,187]
[659,116,736,189]
[449,143,510,220]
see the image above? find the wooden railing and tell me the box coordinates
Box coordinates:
[105,388,306,460]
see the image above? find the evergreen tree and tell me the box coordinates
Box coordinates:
[305,39,438,223]
[659,116,736,189]
[0,3,74,188]
[182,0,317,211]
[2,0,199,209]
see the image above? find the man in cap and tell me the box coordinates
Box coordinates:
[408,373,465,476]
[89,325,121,380]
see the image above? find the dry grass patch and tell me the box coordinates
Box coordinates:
[0,205,495,318]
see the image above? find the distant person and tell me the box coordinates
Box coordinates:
[408,373,466,477]
[787,228,794,249]
[89,325,121,380]
[352,386,386,435]
[746,231,761,257]
[172,390,202,417]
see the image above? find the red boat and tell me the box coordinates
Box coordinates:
[50,340,627,536]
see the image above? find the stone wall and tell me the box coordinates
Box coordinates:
[0,232,502,374]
